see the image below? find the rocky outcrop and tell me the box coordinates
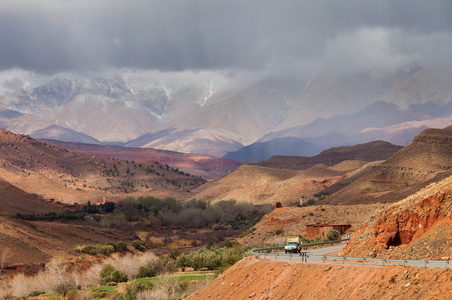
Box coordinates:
[342,181,452,260]
[373,191,449,248]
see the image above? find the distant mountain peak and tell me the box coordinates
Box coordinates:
[0,68,451,156]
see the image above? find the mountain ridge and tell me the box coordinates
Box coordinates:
[1,67,451,157]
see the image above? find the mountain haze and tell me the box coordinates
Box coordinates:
[0,67,451,157]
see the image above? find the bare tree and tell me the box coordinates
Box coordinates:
[0,247,11,273]
[11,273,28,297]
[72,270,82,290]
[105,252,157,279]
[46,257,69,297]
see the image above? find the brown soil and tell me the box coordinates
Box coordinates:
[0,216,138,266]
[0,179,67,215]
[188,256,452,300]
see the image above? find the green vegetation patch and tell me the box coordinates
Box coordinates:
[98,286,118,291]
[136,274,215,282]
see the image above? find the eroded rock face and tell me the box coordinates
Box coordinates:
[343,189,452,259]
[375,191,449,248]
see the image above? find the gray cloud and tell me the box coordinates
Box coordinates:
[0,0,451,76]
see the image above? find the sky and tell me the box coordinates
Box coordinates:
[0,0,451,84]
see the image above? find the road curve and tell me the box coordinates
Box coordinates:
[252,243,451,269]
[307,244,345,256]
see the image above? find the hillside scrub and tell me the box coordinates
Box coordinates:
[327,229,340,241]
[14,210,86,221]
[177,241,253,273]
[1,251,160,298]
[1,249,215,299]
[74,240,146,256]
[99,264,128,285]
[1,238,263,298]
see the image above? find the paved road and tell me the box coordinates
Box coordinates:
[254,244,452,269]
[307,244,345,256]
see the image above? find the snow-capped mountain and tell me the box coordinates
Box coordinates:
[0,72,217,142]
[1,66,452,158]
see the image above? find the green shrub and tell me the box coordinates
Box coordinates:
[118,281,154,300]
[116,241,128,252]
[156,256,176,274]
[239,227,256,238]
[28,291,45,297]
[176,254,190,272]
[91,289,109,299]
[131,239,146,250]
[203,251,222,270]
[136,266,156,279]
[188,252,204,271]
[106,242,117,250]
[205,240,214,249]
[100,264,128,285]
[220,240,240,248]
[327,229,340,241]
[98,245,115,256]
[275,229,283,235]
[168,249,181,260]
[76,244,115,256]
[77,245,97,255]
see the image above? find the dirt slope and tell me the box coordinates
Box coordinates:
[188,257,452,300]
[0,216,138,265]
[324,126,452,204]
[191,164,350,205]
[0,129,205,203]
[0,179,67,215]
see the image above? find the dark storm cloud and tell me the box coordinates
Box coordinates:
[0,0,451,75]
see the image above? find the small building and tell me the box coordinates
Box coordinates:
[306,222,352,239]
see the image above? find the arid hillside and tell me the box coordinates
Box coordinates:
[191,164,354,205]
[0,179,67,215]
[188,256,452,300]
[253,140,402,170]
[190,139,410,205]
[39,139,243,180]
[323,126,452,205]
[0,129,205,203]
[342,175,452,260]
[0,215,138,266]
[238,203,388,246]
[189,129,452,300]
